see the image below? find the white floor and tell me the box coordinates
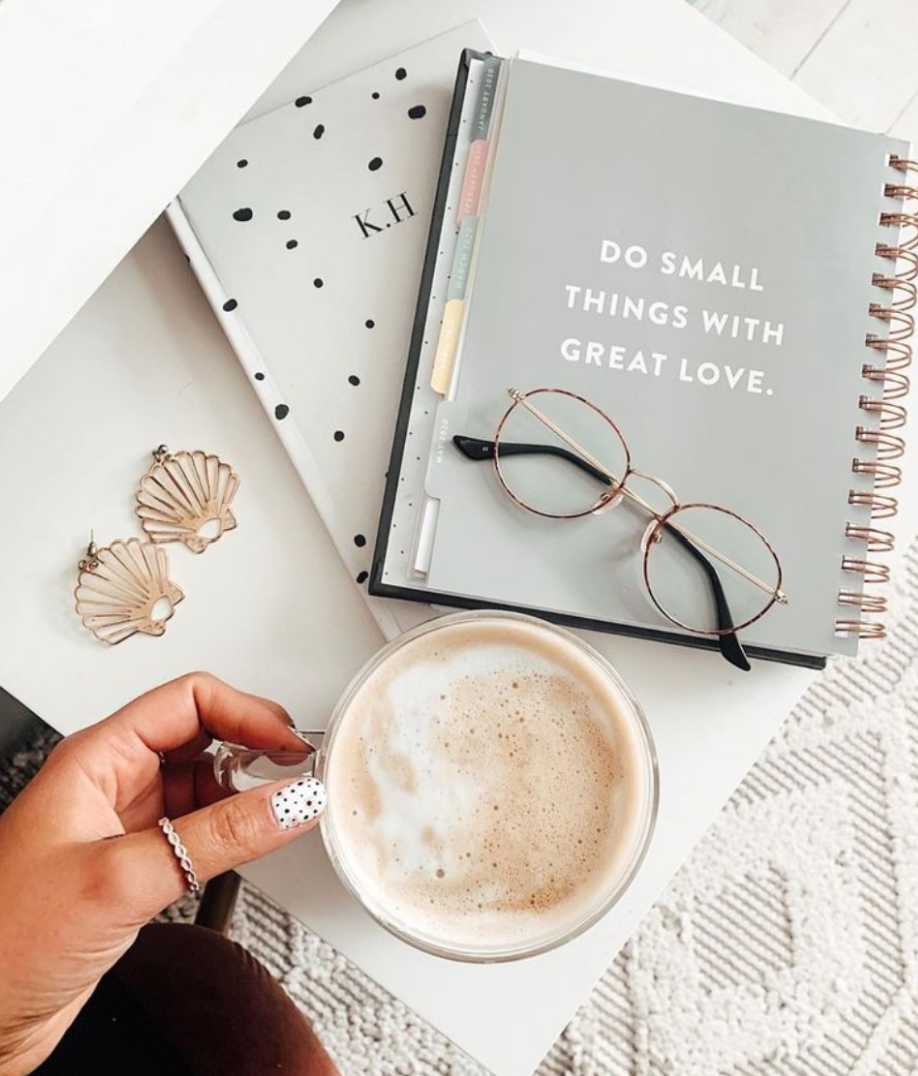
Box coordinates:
[695,0,918,147]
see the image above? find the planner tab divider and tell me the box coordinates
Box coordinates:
[429,56,507,401]
[416,57,505,571]
[376,51,494,590]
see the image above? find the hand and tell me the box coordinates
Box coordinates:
[0,673,323,1076]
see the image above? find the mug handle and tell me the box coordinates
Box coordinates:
[212,729,326,792]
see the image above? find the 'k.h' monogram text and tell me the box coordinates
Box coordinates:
[353,192,416,239]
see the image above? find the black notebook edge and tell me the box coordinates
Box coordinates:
[370,48,827,673]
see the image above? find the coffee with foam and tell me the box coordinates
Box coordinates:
[324,615,655,956]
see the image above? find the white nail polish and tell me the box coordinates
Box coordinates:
[271,777,327,830]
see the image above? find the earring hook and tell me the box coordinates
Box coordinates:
[79,531,100,572]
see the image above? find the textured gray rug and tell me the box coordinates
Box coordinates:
[4,537,917,1075]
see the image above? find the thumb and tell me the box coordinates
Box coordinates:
[89,776,327,922]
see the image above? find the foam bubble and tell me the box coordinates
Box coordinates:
[325,619,651,951]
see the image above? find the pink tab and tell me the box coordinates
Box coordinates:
[457,139,488,223]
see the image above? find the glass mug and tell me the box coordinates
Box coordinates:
[214,611,659,962]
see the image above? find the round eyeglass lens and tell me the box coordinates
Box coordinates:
[495,390,629,518]
[642,504,781,635]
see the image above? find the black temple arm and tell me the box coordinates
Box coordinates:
[661,523,751,672]
[452,435,612,485]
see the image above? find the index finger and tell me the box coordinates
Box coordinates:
[89,672,303,756]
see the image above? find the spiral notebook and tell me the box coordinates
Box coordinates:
[371,50,916,668]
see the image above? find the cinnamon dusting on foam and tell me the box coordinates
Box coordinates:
[326,619,650,950]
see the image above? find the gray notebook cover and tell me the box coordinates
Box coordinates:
[379,57,909,660]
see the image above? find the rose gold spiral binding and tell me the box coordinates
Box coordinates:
[863,365,910,399]
[852,459,902,488]
[880,213,918,249]
[845,523,896,552]
[848,490,899,518]
[855,427,906,459]
[859,397,908,429]
[838,590,888,613]
[839,159,916,639]
[886,176,918,193]
[872,273,917,311]
[841,556,891,584]
[865,337,912,371]
[869,304,915,339]
[876,243,918,282]
[836,619,887,639]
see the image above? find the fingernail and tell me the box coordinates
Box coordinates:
[271,777,327,830]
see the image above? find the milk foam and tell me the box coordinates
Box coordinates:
[325,618,651,952]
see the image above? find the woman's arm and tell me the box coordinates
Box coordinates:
[0,673,324,1076]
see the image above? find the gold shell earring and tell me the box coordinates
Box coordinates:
[75,534,184,645]
[135,445,240,553]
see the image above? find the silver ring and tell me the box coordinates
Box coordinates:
[157,817,201,895]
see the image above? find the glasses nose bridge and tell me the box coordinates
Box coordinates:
[623,468,678,553]
[627,466,680,519]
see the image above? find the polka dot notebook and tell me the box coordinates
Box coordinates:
[168,21,492,638]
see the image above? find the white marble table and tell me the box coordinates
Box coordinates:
[1,2,914,1075]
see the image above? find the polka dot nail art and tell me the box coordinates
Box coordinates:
[271,777,327,830]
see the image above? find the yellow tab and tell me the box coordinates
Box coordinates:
[430,299,465,395]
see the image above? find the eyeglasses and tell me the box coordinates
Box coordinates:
[454,387,787,671]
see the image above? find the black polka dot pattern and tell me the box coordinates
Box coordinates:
[313,124,325,140]
[372,91,380,100]
[348,375,360,386]
[368,157,383,171]
[275,404,290,420]
[395,67,407,80]
[277,210,291,220]
[354,534,367,548]
[356,570,369,585]
[365,319,375,329]
[222,299,238,312]
[236,159,248,168]
[408,105,426,120]
[286,239,298,250]
[270,777,327,830]
[233,208,253,222]
[254,372,265,381]
[313,277,323,288]
[295,96,312,108]
[334,430,345,442]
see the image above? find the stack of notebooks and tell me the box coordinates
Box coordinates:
[173,36,914,671]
